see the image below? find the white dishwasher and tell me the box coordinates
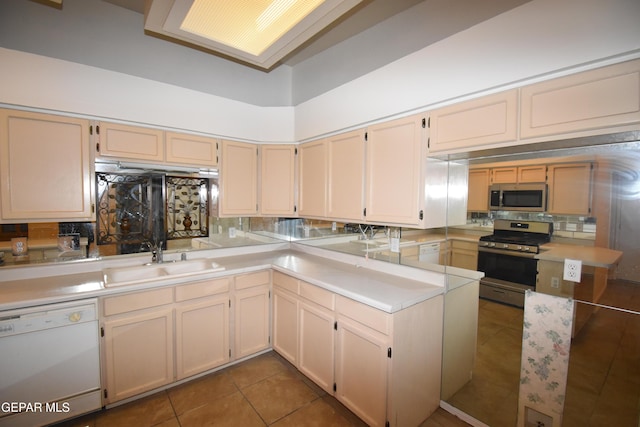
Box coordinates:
[0,299,101,427]
[418,242,441,264]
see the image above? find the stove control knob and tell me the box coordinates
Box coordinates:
[502,243,509,249]
[516,245,523,251]
[488,242,496,248]
[523,246,530,252]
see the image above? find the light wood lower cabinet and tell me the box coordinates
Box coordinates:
[101,288,174,404]
[449,240,479,271]
[175,278,231,380]
[335,311,388,426]
[297,288,335,394]
[272,271,443,427]
[233,271,271,359]
[101,272,270,404]
[272,285,299,365]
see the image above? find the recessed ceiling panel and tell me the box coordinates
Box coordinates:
[145,0,363,69]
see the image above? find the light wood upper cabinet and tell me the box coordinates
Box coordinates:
[365,114,425,226]
[165,132,218,167]
[260,144,297,216]
[298,139,328,218]
[467,168,491,211]
[219,140,258,216]
[327,130,365,222]
[97,122,164,162]
[492,165,546,184]
[0,109,94,222]
[429,89,518,152]
[547,162,593,215]
[520,59,640,139]
[517,165,547,183]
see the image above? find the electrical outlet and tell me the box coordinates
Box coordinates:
[551,277,560,288]
[525,407,553,427]
[563,258,582,282]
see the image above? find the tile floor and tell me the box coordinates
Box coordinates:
[447,279,640,427]
[54,350,470,427]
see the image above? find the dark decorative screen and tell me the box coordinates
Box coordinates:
[166,176,209,239]
[96,173,154,245]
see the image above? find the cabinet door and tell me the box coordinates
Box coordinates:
[97,122,164,162]
[547,162,593,215]
[102,306,174,403]
[520,59,640,138]
[260,145,296,216]
[166,132,218,167]
[220,140,258,216]
[175,294,230,380]
[492,167,518,184]
[429,89,518,152]
[299,300,335,394]
[365,114,424,226]
[467,168,491,211]
[234,284,270,359]
[272,286,298,365]
[335,315,388,427]
[450,240,479,270]
[518,165,547,183]
[298,139,327,218]
[0,109,93,222]
[327,130,365,222]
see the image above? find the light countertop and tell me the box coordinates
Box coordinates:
[537,243,623,268]
[0,248,446,313]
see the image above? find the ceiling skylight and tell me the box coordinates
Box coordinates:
[145,0,363,69]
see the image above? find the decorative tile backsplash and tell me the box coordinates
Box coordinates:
[468,212,596,240]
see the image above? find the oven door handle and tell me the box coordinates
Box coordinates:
[477,247,538,259]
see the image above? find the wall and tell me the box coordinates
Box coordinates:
[0,0,293,107]
[0,48,294,143]
[294,0,640,140]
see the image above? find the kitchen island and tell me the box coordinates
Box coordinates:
[536,243,623,336]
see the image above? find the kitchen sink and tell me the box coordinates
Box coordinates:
[103,258,225,287]
[162,258,224,275]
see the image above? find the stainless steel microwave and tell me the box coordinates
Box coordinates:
[489,183,547,211]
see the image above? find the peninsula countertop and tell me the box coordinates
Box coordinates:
[537,243,623,268]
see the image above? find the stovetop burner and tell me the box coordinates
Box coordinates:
[478,219,553,253]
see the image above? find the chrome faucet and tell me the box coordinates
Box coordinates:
[144,240,164,264]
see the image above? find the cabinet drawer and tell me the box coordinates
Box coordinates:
[103,287,173,316]
[273,271,300,294]
[175,277,230,302]
[235,270,270,290]
[300,281,335,310]
[336,295,390,335]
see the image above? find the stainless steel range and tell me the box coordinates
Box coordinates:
[477,219,553,307]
